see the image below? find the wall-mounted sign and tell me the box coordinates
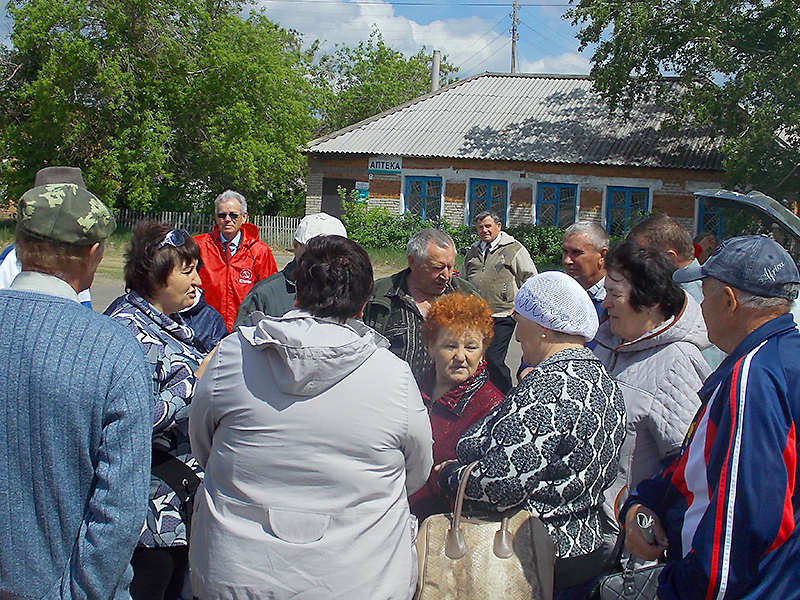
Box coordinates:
[355,181,369,201]
[368,156,402,174]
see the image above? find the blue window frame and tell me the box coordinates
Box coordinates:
[469,179,507,223]
[405,177,442,220]
[606,186,650,236]
[537,183,578,227]
[697,198,725,238]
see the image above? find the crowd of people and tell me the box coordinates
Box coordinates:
[2,167,800,600]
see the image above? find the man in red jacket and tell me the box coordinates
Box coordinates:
[194,190,277,330]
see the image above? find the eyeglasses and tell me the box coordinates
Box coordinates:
[217,212,240,221]
[157,229,190,250]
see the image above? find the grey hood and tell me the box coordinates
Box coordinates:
[238,309,390,396]
[594,290,711,355]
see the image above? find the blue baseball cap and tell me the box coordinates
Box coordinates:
[673,235,800,300]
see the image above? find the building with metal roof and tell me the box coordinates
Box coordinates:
[306,72,726,235]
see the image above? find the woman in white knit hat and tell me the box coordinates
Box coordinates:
[437,271,626,600]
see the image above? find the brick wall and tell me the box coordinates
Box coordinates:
[306,153,724,232]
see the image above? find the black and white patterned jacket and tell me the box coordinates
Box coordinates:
[440,347,625,558]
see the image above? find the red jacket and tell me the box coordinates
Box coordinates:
[409,362,504,522]
[194,223,277,330]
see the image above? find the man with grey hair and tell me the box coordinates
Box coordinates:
[624,235,800,600]
[363,228,478,377]
[562,221,609,318]
[0,179,153,598]
[194,189,277,330]
[463,209,536,393]
[234,212,348,327]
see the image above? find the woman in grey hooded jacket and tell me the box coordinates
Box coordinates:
[189,236,433,600]
[593,240,711,555]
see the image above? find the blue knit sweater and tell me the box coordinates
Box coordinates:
[0,289,153,600]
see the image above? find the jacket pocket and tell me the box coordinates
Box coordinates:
[268,508,331,544]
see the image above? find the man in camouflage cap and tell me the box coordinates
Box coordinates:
[0,174,154,599]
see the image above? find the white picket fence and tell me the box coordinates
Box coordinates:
[115,210,300,250]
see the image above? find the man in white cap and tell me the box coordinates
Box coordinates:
[234,212,347,327]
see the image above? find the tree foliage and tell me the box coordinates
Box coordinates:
[1,0,313,212]
[568,0,800,199]
[311,29,458,135]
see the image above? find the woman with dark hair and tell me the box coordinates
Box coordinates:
[104,219,207,600]
[593,239,711,555]
[188,235,433,600]
[409,292,504,521]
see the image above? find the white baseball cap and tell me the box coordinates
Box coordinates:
[294,213,347,245]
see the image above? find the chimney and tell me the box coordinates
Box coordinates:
[431,50,441,93]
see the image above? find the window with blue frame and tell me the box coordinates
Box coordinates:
[469,179,507,222]
[537,183,578,227]
[405,177,442,220]
[606,186,650,236]
[697,198,725,238]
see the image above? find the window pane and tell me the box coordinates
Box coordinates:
[474,183,488,199]
[407,195,423,217]
[539,203,556,226]
[491,184,505,201]
[610,190,627,208]
[540,186,556,204]
[558,187,576,227]
[608,206,627,238]
[631,190,648,213]
[406,180,423,217]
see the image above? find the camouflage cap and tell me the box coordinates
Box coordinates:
[17,183,116,245]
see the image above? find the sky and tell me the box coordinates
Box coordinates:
[0,0,593,78]
[253,0,592,76]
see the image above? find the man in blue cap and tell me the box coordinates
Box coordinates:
[622,235,800,600]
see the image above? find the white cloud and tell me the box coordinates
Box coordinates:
[252,0,582,77]
[521,52,591,75]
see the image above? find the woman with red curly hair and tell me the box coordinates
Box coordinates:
[409,292,504,521]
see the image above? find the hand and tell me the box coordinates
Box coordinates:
[433,460,458,473]
[518,366,534,381]
[625,504,669,561]
[194,346,217,379]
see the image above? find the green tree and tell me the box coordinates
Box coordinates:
[311,29,458,135]
[568,0,800,199]
[1,0,313,213]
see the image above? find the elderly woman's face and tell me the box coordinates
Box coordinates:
[514,314,550,367]
[602,270,657,342]
[429,327,485,389]
[152,260,202,315]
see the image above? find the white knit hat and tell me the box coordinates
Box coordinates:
[514,271,599,342]
[294,213,347,245]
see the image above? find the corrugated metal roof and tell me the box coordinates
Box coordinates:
[307,73,725,171]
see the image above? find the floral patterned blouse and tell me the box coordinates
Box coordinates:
[105,291,206,547]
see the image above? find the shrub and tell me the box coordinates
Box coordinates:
[340,199,566,267]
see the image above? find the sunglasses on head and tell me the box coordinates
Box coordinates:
[157,229,190,250]
[217,212,240,220]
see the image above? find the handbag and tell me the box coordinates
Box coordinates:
[594,561,663,600]
[414,461,555,600]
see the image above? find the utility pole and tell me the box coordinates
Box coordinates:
[511,0,518,73]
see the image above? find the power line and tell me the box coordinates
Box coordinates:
[469,37,512,71]
[448,14,510,63]
[517,35,579,70]
[518,5,579,48]
[455,30,510,71]
[518,18,574,56]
